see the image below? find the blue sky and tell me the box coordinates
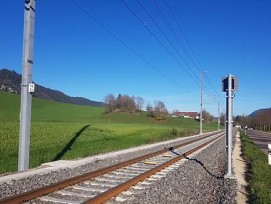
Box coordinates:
[1,0,271,116]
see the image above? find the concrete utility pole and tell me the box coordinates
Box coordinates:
[18,0,36,171]
[200,71,203,134]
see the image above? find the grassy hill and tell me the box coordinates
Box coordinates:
[0,91,103,122]
[0,91,217,174]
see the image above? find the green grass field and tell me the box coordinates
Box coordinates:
[240,131,271,203]
[0,91,218,174]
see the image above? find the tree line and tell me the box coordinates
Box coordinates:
[104,94,144,113]
[234,108,271,131]
[104,93,220,123]
[251,109,271,131]
[146,101,168,120]
[104,93,169,120]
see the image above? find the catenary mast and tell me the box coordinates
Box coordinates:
[18,0,36,171]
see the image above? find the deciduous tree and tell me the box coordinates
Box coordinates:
[104,94,115,113]
[153,101,168,120]
[135,97,144,111]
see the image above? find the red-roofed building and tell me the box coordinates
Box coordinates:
[172,112,199,119]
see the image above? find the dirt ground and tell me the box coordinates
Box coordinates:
[232,131,248,203]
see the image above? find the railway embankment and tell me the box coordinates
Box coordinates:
[0,131,239,203]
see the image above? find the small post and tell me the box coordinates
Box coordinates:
[200,71,203,134]
[268,144,271,166]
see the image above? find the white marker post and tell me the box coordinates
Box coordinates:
[268,144,271,166]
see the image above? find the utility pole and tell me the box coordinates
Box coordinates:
[226,74,233,177]
[222,74,237,178]
[200,71,203,134]
[18,0,36,171]
[218,101,220,131]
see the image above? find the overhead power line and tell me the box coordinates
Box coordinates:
[151,0,213,98]
[71,0,222,112]
[136,0,201,85]
[135,0,212,98]
[205,74,223,102]
[70,0,184,91]
[163,0,202,70]
[152,0,201,73]
[163,0,223,105]
[121,0,201,87]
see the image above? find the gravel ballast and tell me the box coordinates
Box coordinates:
[123,137,237,204]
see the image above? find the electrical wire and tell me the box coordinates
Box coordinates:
[121,0,201,87]
[152,0,201,74]
[163,0,224,106]
[70,0,184,91]
[136,0,201,85]
[71,0,223,115]
[132,1,218,106]
[163,0,202,70]
[148,0,213,98]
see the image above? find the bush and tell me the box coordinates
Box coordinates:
[170,128,177,136]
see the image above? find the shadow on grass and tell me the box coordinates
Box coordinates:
[53,125,90,161]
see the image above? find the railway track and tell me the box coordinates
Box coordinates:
[0,131,225,204]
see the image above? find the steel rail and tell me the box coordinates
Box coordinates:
[84,134,223,204]
[0,131,224,204]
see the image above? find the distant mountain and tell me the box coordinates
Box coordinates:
[0,68,104,107]
[250,108,271,118]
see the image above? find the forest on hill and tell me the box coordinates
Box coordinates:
[0,68,103,107]
[235,108,271,131]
